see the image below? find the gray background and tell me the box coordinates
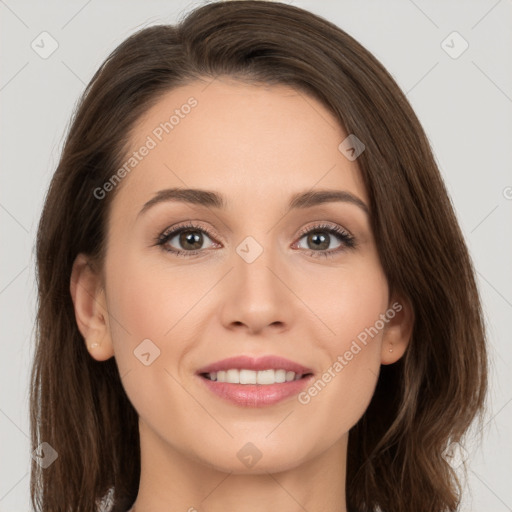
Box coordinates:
[1,0,511,510]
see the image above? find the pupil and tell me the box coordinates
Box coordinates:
[181,231,202,249]
[310,232,328,250]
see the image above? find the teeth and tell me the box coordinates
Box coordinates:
[206,369,304,384]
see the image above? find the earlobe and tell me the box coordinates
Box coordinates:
[380,295,414,365]
[70,254,115,361]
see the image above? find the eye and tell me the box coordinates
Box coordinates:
[155,221,219,257]
[293,223,356,259]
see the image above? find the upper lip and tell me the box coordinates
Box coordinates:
[196,355,314,375]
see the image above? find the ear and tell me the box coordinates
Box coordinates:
[380,294,414,365]
[70,254,114,361]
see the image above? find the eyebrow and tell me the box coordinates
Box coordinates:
[137,187,370,218]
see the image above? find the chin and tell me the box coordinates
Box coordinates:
[193,442,311,475]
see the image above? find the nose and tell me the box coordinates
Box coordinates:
[219,239,294,335]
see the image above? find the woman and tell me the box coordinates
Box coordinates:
[30,1,488,511]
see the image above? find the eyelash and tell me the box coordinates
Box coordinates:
[154,221,356,259]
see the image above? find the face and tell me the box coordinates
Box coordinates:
[73,77,410,475]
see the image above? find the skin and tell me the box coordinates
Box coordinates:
[70,77,413,512]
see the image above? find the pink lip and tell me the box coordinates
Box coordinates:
[196,355,313,375]
[198,375,315,407]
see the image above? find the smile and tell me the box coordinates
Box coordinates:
[202,368,311,384]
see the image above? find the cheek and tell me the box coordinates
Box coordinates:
[105,249,200,342]
[303,253,388,354]
[104,249,217,390]
[103,255,194,420]
[102,251,182,386]
[295,259,387,430]
[108,270,166,340]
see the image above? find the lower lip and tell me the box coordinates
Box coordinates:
[197,374,314,407]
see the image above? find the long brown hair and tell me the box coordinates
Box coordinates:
[30,1,488,511]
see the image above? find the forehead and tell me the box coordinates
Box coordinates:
[112,78,368,218]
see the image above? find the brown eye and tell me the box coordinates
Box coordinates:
[294,223,356,259]
[156,222,219,257]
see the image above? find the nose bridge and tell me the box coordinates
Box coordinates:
[229,201,278,268]
[229,195,296,282]
[233,231,279,292]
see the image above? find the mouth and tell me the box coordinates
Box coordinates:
[195,355,314,406]
[199,369,314,385]
[197,368,315,407]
